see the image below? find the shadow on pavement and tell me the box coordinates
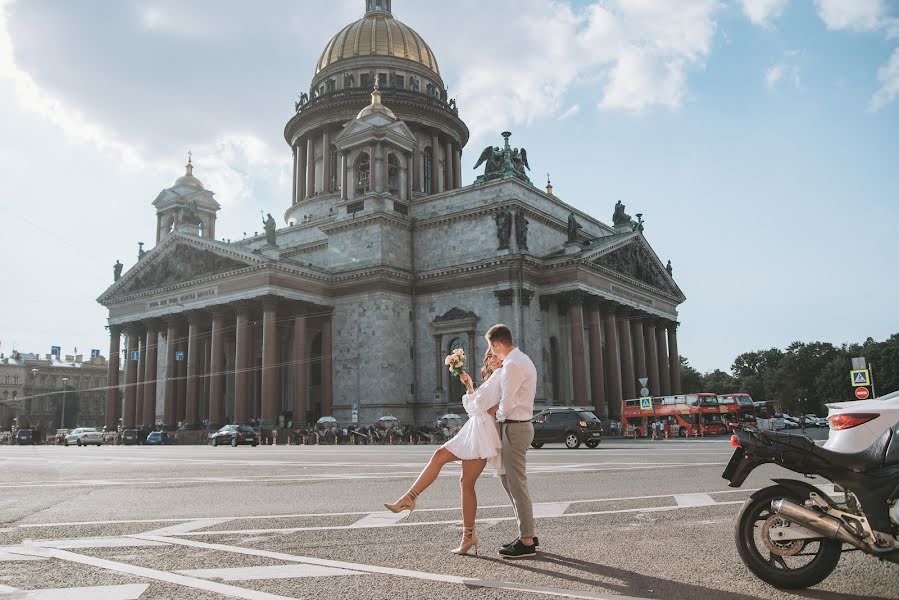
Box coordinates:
[472,552,881,600]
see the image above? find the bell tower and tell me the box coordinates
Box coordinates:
[151,155,221,244]
[365,0,391,14]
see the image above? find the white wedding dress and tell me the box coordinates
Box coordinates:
[442,373,503,472]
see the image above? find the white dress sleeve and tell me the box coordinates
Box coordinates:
[468,376,500,413]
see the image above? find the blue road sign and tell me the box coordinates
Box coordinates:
[50,346,61,357]
[175,351,185,362]
[131,351,139,361]
[90,349,101,358]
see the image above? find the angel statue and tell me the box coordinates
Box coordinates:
[512,148,530,178]
[473,146,503,176]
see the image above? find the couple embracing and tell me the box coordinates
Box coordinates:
[384,324,539,558]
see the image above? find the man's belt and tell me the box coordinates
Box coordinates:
[502,419,531,424]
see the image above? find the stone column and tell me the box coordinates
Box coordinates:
[617,311,636,401]
[340,151,348,200]
[185,315,201,424]
[374,143,384,193]
[644,319,661,397]
[567,293,588,406]
[163,320,178,428]
[444,140,453,191]
[668,322,681,394]
[434,336,443,391]
[176,328,187,423]
[631,317,647,389]
[135,330,145,427]
[322,129,331,192]
[305,137,315,198]
[406,154,413,201]
[656,320,671,396]
[291,145,298,205]
[123,328,138,429]
[296,141,306,202]
[105,326,122,430]
[453,147,462,189]
[430,134,440,193]
[143,324,158,427]
[587,300,606,418]
[321,314,333,416]
[208,310,226,427]
[293,309,308,424]
[234,305,251,423]
[261,298,280,428]
[601,303,622,418]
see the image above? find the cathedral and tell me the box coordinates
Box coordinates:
[97,0,685,432]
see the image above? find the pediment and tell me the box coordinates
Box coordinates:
[99,237,260,303]
[335,118,416,153]
[586,237,683,299]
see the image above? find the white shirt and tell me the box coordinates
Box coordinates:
[497,347,537,422]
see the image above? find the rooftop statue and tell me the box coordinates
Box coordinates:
[666,260,673,276]
[113,260,123,282]
[612,200,633,227]
[494,209,512,250]
[567,212,583,244]
[473,132,532,186]
[180,199,202,226]
[263,213,277,246]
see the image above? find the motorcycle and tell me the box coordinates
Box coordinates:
[722,415,899,588]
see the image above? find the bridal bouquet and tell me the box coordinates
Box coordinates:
[444,348,466,377]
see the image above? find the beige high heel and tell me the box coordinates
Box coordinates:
[384,488,419,514]
[451,526,479,556]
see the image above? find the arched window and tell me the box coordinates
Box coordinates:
[423,147,433,194]
[549,337,561,404]
[329,145,339,192]
[446,337,468,406]
[387,154,400,194]
[354,152,370,197]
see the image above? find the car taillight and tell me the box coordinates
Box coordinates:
[578,420,588,428]
[730,435,740,448]
[828,413,879,430]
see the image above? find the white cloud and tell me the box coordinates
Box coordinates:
[814,0,887,32]
[870,46,899,110]
[765,62,800,89]
[558,104,581,119]
[740,0,789,28]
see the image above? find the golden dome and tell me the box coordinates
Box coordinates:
[356,85,396,120]
[174,157,204,190]
[315,9,440,77]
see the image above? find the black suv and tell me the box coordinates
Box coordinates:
[531,408,603,449]
[210,424,258,447]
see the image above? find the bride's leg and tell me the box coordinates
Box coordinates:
[460,458,488,530]
[388,447,457,507]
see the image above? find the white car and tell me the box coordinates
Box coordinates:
[823,389,899,453]
[64,427,104,446]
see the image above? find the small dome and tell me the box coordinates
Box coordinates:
[174,158,204,189]
[356,85,396,119]
[316,5,440,77]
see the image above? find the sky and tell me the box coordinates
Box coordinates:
[0,0,897,373]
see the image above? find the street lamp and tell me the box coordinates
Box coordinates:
[61,377,68,430]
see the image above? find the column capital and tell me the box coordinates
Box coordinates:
[261,295,282,312]
[141,318,163,333]
[538,295,552,312]
[232,300,254,317]
[519,289,535,307]
[107,323,123,336]
[562,289,590,306]
[493,288,515,306]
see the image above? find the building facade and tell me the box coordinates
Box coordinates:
[97,0,685,432]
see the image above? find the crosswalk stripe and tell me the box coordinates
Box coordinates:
[349,511,409,528]
[0,584,149,599]
[177,564,367,580]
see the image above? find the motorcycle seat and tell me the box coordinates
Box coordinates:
[760,428,893,473]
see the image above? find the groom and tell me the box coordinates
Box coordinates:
[485,324,539,558]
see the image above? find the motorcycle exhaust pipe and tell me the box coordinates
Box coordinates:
[772,499,868,551]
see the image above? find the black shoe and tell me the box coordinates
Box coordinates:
[498,540,537,559]
[503,536,539,548]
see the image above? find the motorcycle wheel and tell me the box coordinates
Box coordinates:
[530,442,544,449]
[735,484,841,589]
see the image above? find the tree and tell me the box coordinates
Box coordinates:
[679,356,703,393]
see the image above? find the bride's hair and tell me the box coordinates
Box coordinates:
[481,348,497,381]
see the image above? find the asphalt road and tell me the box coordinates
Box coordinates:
[0,433,895,600]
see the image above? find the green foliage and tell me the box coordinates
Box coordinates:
[680,333,898,415]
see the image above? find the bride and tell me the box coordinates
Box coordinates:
[384,349,503,555]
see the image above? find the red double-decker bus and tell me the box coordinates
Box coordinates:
[717,393,756,432]
[621,394,726,438]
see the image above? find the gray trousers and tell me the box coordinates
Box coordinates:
[499,422,536,538]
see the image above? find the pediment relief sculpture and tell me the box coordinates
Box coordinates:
[435,307,478,322]
[119,246,251,296]
[592,243,675,294]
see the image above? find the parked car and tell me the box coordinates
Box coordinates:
[209,424,258,447]
[64,427,103,446]
[824,389,899,453]
[16,429,37,445]
[145,431,175,445]
[121,429,148,445]
[530,408,603,449]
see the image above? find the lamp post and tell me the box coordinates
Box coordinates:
[61,377,68,430]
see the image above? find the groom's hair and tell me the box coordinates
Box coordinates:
[485,324,513,347]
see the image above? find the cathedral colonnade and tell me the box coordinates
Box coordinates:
[290,125,462,206]
[105,298,333,431]
[541,292,680,421]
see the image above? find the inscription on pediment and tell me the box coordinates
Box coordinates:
[121,246,251,295]
[593,244,674,294]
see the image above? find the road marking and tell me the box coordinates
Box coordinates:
[6,546,294,600]
[533,502,570,518]
[136,535,642,600]
[673,493,717,507]
[349,511,410,528]
[0,586,17,593]
[142,518,231,536]
[19,537,167,549]
[0,550,46,561]
[177,564,367,580]
[0,584,149,599]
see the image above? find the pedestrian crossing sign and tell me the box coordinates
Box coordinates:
[850,369,870,387]
[640,397,652,410]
